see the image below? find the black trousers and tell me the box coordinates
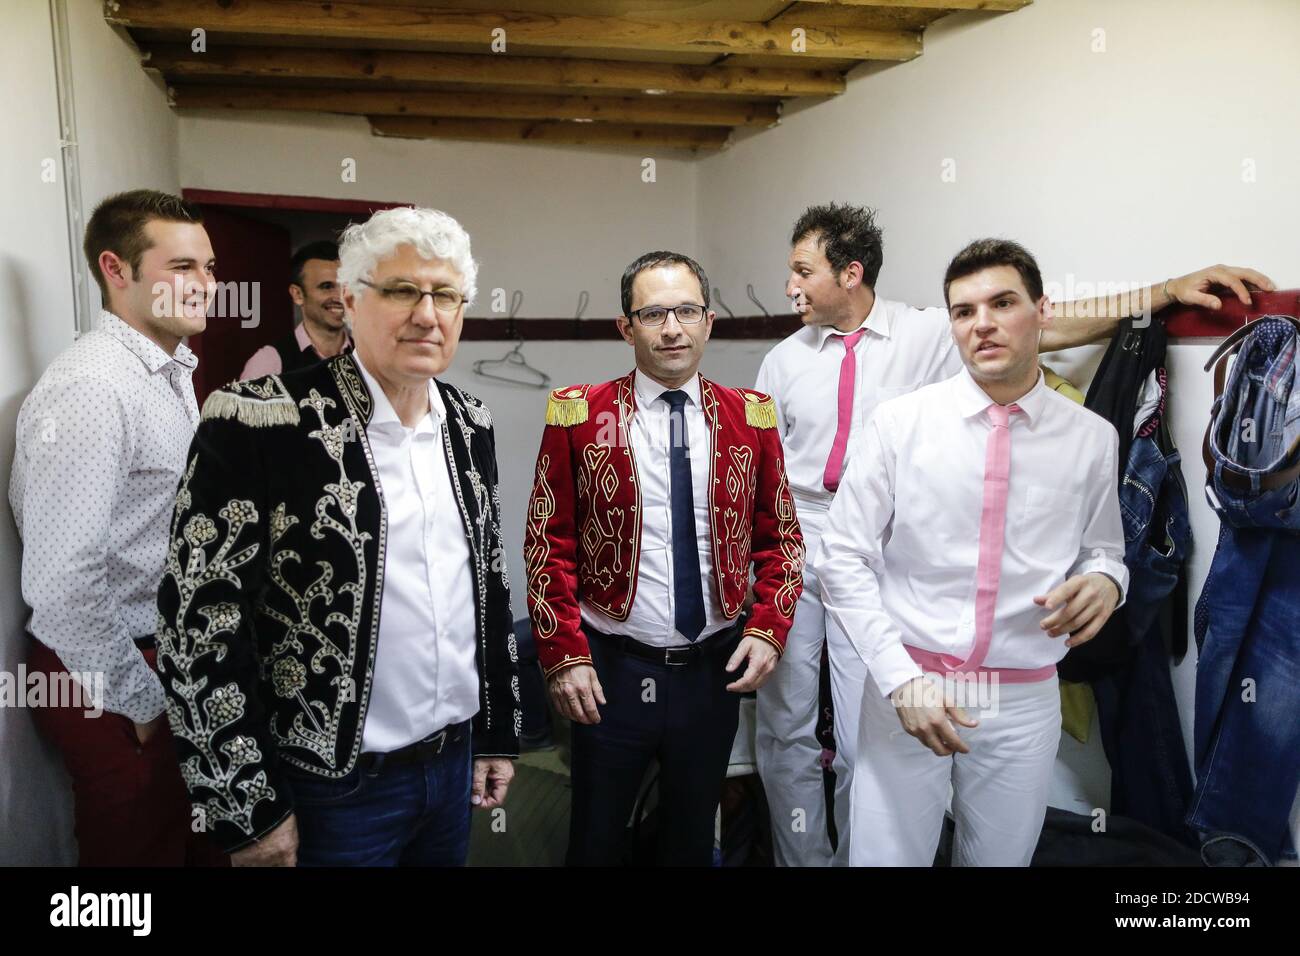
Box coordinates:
[567,624,743,866]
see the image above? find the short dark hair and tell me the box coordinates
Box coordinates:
[620,251,711,317]
[290,240,340,288]
[943,238,1044,307]
[82,189,204,302]
[790,203,884,288]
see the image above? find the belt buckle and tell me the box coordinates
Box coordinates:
[663,647,692,667]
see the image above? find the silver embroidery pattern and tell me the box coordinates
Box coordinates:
[232,376,289,401]
[263,389,372,768]
[201,375,300,428]
[440,402,492,734]
[464,466,491,564]
[444,384,519,740]
[329,359,389,773]
[158,457,276,838]
[491,481,511,580]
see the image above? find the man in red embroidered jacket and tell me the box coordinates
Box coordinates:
[525,251,804,865]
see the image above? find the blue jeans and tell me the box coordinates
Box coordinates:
[287,724,474,866]
[1205,317,1300,527]
[1117,437,1190,633]
[1093,433,1195,844]
[1193,316,1300,865]
[1191,526,1300,865]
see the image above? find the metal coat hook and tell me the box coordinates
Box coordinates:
[746,283,771,317]
[712,287,736,319]
[573,290,590,338]
[505,288,523,339]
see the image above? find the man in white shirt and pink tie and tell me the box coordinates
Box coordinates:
[755,203,1274,867]
[812,237,1127,866]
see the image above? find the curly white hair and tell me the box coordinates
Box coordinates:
[338,206,478,306]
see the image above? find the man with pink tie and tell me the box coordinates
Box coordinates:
[754,203,1275,866]
[810,238,1127,865]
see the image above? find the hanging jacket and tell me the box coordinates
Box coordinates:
[1061,317,1190,681]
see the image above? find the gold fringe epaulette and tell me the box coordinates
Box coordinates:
[545,385,590,427]
[741,390,777,429]
[201,376,301,428]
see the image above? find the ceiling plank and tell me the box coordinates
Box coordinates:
[793,0,1029,9]
[368,115,733,150]
[169,84,781,127]
[108,1,922,60]
[142,44,846,98]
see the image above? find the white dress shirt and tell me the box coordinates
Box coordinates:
[10,310,199,723]
[812,367,1129,699]
[352,355,479,753]
[580,371,728,647]
[755,295,962,515]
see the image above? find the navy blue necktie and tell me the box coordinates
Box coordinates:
[661,389,706,643]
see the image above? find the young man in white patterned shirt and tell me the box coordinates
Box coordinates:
[10,189,225,865]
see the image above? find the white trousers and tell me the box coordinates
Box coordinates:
[850,673,1061,867]
[755,508,868,866]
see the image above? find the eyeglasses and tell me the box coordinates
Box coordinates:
[628,303,706,327]
[359,280,464,313]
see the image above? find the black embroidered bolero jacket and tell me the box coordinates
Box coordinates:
[156,352,521,852]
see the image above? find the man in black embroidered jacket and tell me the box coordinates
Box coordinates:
[157,207,519,866]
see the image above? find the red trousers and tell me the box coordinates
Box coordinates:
[27,638,228,867]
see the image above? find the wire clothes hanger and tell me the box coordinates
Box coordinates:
[472,290,552,390]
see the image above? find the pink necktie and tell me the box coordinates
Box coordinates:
[822,329,866,493]
[963,402,1019,671]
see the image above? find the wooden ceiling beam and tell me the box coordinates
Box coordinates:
[143,45,846,98]
[794,0,1030,10]
[368,116,732,150]
[108,1,921,61]
[168,84,781,128]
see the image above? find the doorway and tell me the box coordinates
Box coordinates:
[182,189,410,404]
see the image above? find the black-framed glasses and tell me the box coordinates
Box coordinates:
[629,303,706,327]
[359,279,464,313]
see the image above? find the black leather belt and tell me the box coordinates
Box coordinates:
[587,623,741,667]
[358,720,470,774]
